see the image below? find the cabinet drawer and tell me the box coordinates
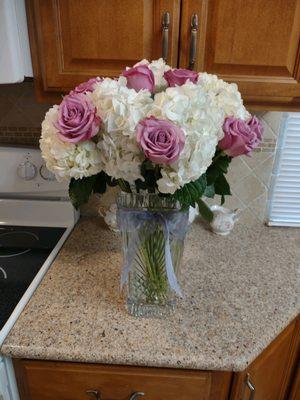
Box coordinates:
[14,360,232,400]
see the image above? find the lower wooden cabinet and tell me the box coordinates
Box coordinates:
[230,317,300,400]
[13,361,232,400]
[13,317,299,400]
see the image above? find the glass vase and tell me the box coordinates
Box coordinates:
[117,192,189,318]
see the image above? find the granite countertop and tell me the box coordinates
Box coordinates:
[1,217,299,371]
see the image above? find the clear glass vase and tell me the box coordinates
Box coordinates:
[117,192,189,318]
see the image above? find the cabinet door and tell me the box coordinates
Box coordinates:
[179,0,300,110]
[230,317,300,400]
[14,360,232,400]
[288,366,300,400]
[26,0,180,102]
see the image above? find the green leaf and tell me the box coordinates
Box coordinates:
[173,174,207,209]
[117,179,132,193]
[206,154,231,185]
[214,173,231,196]
[197,198,214,222]
[136,160,161,193]
[206,164,220,186]
[204,184,215,198]
[217,155,231,173]
[93,171,108,194]
[69,176,97,209]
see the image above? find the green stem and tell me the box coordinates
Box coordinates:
[212,151,225,163]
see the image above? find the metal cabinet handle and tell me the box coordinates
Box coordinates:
[242,373,255,400]
[86,390,101,400]
[129,392,145,400]
[188,14,198,70]
[162,12,170,61]
[86,390,145,400]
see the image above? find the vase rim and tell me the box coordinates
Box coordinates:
[117,192,181,211]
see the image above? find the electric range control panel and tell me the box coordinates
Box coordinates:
[0,146,68,197]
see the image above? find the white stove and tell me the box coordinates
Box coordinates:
[0,146,79,400]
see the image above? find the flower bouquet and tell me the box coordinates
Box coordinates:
[40,59,263,316]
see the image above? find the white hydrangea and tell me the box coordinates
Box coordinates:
[198,72,250,120]
[90,77,153,183]
[40,106,102,181]
[151,82,224,194]
[40,61,251,197]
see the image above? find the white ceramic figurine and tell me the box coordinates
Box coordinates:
[210,205,238,235]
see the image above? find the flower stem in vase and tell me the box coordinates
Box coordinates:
[134,226,168,304]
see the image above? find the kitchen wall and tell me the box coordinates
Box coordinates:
[0,82,282,224]
[0,81,50,146]
[207,111,282,225]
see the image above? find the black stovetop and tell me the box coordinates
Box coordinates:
[0,225,66,330]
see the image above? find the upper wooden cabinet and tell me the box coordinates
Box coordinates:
[26,0,180,101]
[179,0,300,110]
[27,0,300,109]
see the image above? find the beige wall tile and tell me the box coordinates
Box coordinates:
[253,154,275,187]
[226,157,252,186]
[232,174,266,205]
[206,192,245,211]
[242,150,271,169]
[262,112,283,137]
[248,191,268,222]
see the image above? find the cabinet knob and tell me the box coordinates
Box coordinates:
[86,390,101,400]
[17,161,37,181]
[129,392,145,400]
[162,12,170,61]
[86,390,145,400]
[188,14,198,70]
[242,373,255,400]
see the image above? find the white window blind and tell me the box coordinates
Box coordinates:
[268,113,300,227]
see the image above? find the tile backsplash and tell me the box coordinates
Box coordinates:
[207,111,282,224]
[0,81,51,146]
[0,82,282,223]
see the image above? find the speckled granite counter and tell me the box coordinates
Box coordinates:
[1,218,299,371]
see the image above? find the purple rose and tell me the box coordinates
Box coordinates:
[54,93,101,143]
[122,65,155,93]
[136,116,185,165]
[247,116,263,142]
[218,116,263,157]
[72,77,101,94]
[164,68,198,87]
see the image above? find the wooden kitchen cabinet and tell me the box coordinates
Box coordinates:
[26,0,180,102]
[26,0,300,108]
[12,317,300,400]
[230,317,300,400]
[13,361,232,400]
[179,0,300,110]
[288,366,300,400]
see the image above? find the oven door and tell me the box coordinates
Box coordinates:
[0,357,19,400]
[0,356,10,400]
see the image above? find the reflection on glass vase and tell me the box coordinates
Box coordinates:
[117,192,189,318]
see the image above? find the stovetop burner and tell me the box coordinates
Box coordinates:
[0,225,66,330]
[0,231,39,257]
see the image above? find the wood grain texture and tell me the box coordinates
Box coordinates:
[288,366,300,400]
[13,360,232,400]
[179,0,300,110]
[230,316,300,400]
[26,0,180,101]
